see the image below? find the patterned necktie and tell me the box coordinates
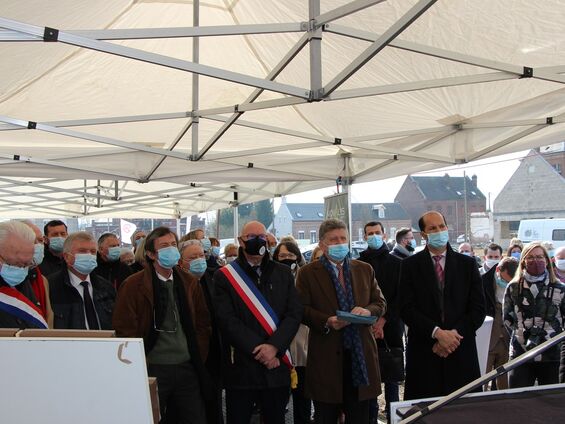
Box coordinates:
[336,263,346,292]
[81,281,100,330]
[433,256,444,289]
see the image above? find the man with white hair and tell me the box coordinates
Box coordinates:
[48,232,115,330]
[553,246,565,283]
[0,220,48,329]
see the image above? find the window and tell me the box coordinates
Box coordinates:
[509,221,520,232]
[553,229,565,241]
[317,212,324,218]
[378,208,385,218]
[298,231,305,240]
[296,212,303,218]
[310,230,317,243]
[554,163,562,174]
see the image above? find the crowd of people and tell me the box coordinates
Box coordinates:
[0,212,564,424]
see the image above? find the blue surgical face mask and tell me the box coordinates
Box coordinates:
[189,258,207,276]
[269,246,276,257]
[496,274,508,289]
[157,246,181,269]
[367,234,384,250]
[461,251,472,256]
[327,243,349,262]
[426,230,449,249]
[511,251,521,260]
[0,263,29,287]
[211,246,220,257]
[49,236,65,253]
[200,238,211,252]
[107,246,121,262]
[72,254,98,275]
[33,244,44,266]
[548,250,555,258]
[410,239,417,249]
[135,237,145,247]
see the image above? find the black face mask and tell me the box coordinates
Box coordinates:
[279,258,297,270]
[243,236,267,256]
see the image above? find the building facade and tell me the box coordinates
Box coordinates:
[493,149,565,247]
[272,200,411,243]
[395,174,486,241]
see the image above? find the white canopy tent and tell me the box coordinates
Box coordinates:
[0,0,563,218]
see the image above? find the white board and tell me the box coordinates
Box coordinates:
[0,337,153,424]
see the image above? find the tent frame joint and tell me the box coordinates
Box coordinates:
[43,26,59,42]
[521,66,533,78]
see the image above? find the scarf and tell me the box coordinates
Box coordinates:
[320,255,369,387]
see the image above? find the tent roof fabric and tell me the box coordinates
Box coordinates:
[0,1,564,217]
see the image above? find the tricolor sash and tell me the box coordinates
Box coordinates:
[0,286,48,329]
[220,261,293,369]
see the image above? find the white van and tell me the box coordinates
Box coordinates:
[517,219,565,248]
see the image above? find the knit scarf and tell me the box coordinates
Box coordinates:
[320,255,369,387]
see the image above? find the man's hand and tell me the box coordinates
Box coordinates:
[326,316,350,331]
[432,342,451,358]
[435,329,463,354]
[263,357,280,370]
[350,306,371,317]
[372,316,386,339]
[253,344,278,365]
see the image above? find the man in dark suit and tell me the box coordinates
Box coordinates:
[92,232,132,290]
[399,211,485,400]
[358,221,402,423]
[213,220,302,424]
[297,219,386,424]
[39,219,68,278]
[49,231,115,330]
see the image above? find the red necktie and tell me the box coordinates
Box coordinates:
[433,256,444,289]
[336,263,346,292]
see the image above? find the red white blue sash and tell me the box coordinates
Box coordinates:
[0,286,48,329]
[220,262,293,369]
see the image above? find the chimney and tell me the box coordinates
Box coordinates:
[471,174,477,188]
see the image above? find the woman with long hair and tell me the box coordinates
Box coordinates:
[504,242,565,388]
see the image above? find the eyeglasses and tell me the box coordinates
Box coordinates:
[524,255,546,262]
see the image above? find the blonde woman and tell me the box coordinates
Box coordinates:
[504,242,565,388]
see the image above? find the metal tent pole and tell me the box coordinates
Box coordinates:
[399,330,565,423]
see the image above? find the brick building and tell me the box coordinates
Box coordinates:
[273,201,411,243]
[395,174,486,241]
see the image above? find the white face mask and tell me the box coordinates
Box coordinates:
[555,258,565,271]
[226,256,237,264]
[485,258,499,269]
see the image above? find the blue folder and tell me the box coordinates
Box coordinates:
[336,310,377,325]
